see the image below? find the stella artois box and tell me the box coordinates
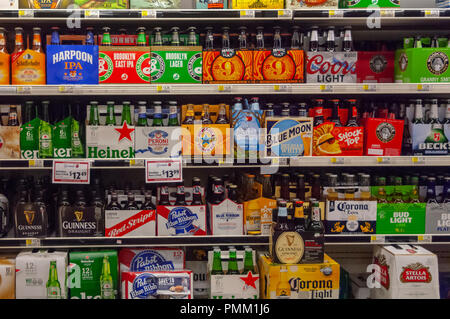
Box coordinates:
[0,0,17,9]
[425,203,450,234]
[371,245,439,299]
[375,202,426,234]
[306,52,357,83]
[15,250,68,299]
[313,123,364,156]
[364,118,404,156]
[258,253,339,299]
[410,123,450,156]
[46,35,99,85]
[231,0,283,8]
[356,51,394,83]
[265,117,313,157]
[99,46,150,84]
[286,0,337,8]
[0,105,21,159]
[11,49,46,85]
[203,47,252,84]
[122,271,193,299]
[0,256,15,299]
[395,48,450,83]
[253,49,304,83]
[209,198,244,236]
[119,248,185,275]
[208,249,259,299]
[326,200,377,234]
[57,205,104,237]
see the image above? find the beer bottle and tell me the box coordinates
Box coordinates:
[170,27,180,46]
[101,27,112,46]
[295,174,306,201]
[326,26,336,52]
[265,103,275,118]
[46,261,61,299]
[245,174,261,235]
[191,177,203,205]
[297,102,308,117]
[201,104,213,124]
[262,175,273,199]
[168,101,179,126]
[137,101,148,127]
[313,99,325,126]
[293,201,306,232]
[105,101,116,126]
[215,104,229,124]
[159,184,170,205]
[327,174,339,201]
[413,99,425,124]
[343,26,353,52]
[50,27,60,45]
[443,99,450,124]
[89,101,100,126]
[360,174,372,201]
[428,99,441,124]
[291,26,301,49]
[308,201,324,232]
[275,200,289,232]
[7,105,19,126]
[414,35,422,48]
[153,27,163,46]
[238,26,248,50]
[211,247,224,275]
[142,191,156,210]
[243,247,254,274]
[311,174,322,201]
[0,27,7,54]
[152,102,163,127]
[205,27,214,50]
[228,184,240,203]
[309,26,319,52]
[410,176,421,203]
[273,26,282,50]
[346,99,359,127]
[71,103,85,158]
[276,266,291,299]
[227,247,240,275]
[256,26,265,49]
[106,193,122,210]
[175,182,187,206]
[32,27,42,52]
[12,27,25,57]
[329,99,342,127]
[376,177,388,203]
[39,101,53,158]
[100,255,115,299]
[136,27,147,46]
[281,102,291,117]
[393,177,404,203]
[124,192,139,210]
[86,27,95,45]
[426,177,438,204]
[187,27,198,46]
[183,104,195,124]
[443,177,450,204]
[74,190,87,210]
[280,174,290,200]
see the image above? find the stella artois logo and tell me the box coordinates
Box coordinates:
[24,210,35,225]
[99,52,114,82]
[374,254,390,290]
[370,55,388,74]
[427,51,449,76]
[400,263,432,283]
[74,211,83,222]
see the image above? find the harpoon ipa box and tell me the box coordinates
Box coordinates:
[119,248,185,274]
[306,51,357,83]
[371,245,439,299]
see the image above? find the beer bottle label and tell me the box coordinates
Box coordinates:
[39,120,53,158]
[53,116,72,158]
[20,118,40,159]
[71,118,84,157]
[47,287,61,299]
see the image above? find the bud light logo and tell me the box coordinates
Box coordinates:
[166,207,199,235]
[147,130,169,155]
[130,250,175,271]
[131,273,158,299]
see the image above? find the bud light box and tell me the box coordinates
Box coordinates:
[15,250,68,299]
[306,52,357,83]
[364,118,404,156]
[265,117,313,158]
[209,198,244,235]
[375,202,426,234]
[119,248,185,274]
[0,105,21,159]
[356,51,395,83]
[208,249,259,299]
[258,253,340,299]
[425,203,450,234]
[286,0,338,9]
[371,245,439,299]
[68,250,119,299]
[253,48,304,83]
[410,123,450,156]
[313,124,364,156]
[121,271,193,299]
[46,35,99,85]
[326,200,377,234]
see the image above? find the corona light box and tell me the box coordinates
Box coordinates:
[306,52,357,83]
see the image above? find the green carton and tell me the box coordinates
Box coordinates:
[376,203,426,234]
[339,0,400,8]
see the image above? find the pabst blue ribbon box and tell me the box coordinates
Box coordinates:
[157,205,207,236]
[46,35,99,85]
[119,248,185,275]
[306,51,357,83]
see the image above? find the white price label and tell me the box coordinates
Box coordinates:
[371,235,385,244]
[320,84,333,92]
[277,10,293,18]
[274,85,291,92]
[145,159,183,183]
[28,160,44,168]
[141,9,157,18]
[217,85,231,93]
[330,157,344,164]
[18,10,34,18]
[329,10,343,17]
[362,84,376,92]
[377,157,391,164]
[380,10,395,17]
[424,9,439,17]
[52,161,90,184]
[156,85,171,93]
[418,235,432,243]
[58,86,74,93]
[85,10,100,18]
[417,84,430,91]
[26,239,41,247]
[412,156,425,164]
[16,86,31,94]
[240,10,255,18]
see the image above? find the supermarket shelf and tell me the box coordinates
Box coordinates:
[325,234,450,245]
[290,156,450,167]
[3,83,450,96]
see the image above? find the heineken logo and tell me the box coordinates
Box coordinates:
[136,53,151,82]
[376,122,396,143]
[427,51,449,76]
[88,146,134,159]
[369,55,388,74]
[150,52,165,81]
[99,53,114,82]
[188,53,202,82]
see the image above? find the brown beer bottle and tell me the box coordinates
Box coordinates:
[12,27,25,58]
[0,28,7,53]
[32,28,42,52]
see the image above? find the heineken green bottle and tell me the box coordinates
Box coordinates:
[167,101,179,126]
[136,27,147,46]
[137,101,148,127]
[89,101,100,126]
[227,247,240,275]
[53,103,72,158]
[152,102,163,127]
[20,101,40,159]
[121,101,132,125]
[105,101,116,126]
[71,103,85,158]
[46,260,61,299]
[39,101,53,158]
[243,247,254,274]
[101,27,112,46]
[211,247,224,275]
[100,255,115,299]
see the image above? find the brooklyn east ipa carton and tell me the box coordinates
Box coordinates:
[15,250,68,299]
[68,250,119,299]
[0,256,15,299]
[371,245,439,299]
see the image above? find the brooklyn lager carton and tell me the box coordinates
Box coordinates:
[306,52,357,83]
[0,0,17,9]
[339,0,400,8]
[265,117,313,158]
[231,0,284,8]
[410,123,450,156]
[0,256,15,299]
[286,0,337,9]
[371,245,439,299]
[356,51,394,83]
[364,118,404,156]
[258,253,340,299]
[375,201,426,234]
[74,0,129,8]
[68,250,119,299]
[209,198,244,235]
[15,250,68,299]
[122,271,193,299]
[326,200,377,234]
[119,248,185,274]
[208,249,259,299]
[425,203,450,234]
[0,105,21,159]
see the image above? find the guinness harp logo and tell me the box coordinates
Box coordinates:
[74,211,83,222]
[24,210,35,225]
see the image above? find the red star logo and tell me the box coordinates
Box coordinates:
[115,122,135,142]
[240,271,258,289]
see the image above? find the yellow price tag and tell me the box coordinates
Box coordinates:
[418,235,424,241]
[320,85,326,90]
[274,85,280,91]
[412,157,418,163]
[218,85,224,91]
[363,84,369,90]
[156,85,163,92]
[129,159,136,166]
[417,84,423,90]
[330,157,337,163]
[377,157,382,163]
[29,160,35,167]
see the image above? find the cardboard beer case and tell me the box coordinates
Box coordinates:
[232,105,263,159]
[133,0,195,8]
[185,248,209,299]
[0,105,21,159]
[0,255,15,299]
[313,123,364,156]
[19,0,73,8]
[410,123,450,156]
[356,51,395,83]
[339,0,400,8]
[0,44,10,85]
[74,0,129,8]
[371,245,439,299]
[208,198,244,236]
[306,51,357,83]
[231,0,283,8]
[208,248,259,299]
[286,0,338,9]
[0,0,17,9]
[46,35,99,85]
[425,203,450,234]
[375,201,426,234]
[15,250,68,299]
[11,48,45,85]
[86,103,135,159]
[57,205,104,237]
[119,248,185,274]
[258,253,340,299]
[363,117,404,156]
[196,0,229,8]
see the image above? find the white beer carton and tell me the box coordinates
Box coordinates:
[371,244,440,299]
[0,0,17,9]
[134,126,181,159]
[119,248,185,274]
[208,198,244,235]
[0,255,16,299]
[350,273,371,299]
[15,250,68,299]
[208,249,259,299]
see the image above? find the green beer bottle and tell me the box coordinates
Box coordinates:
[243,247,254,274]
[167,101,179,126]
[152,102,163,127]
[377,177,388,203]
[187,27,198,46]
[137,101,148,127]
[46,260,61,299]
[100,255,115,299]
[171,27,180,46]
[39,101,53,158]
[71,103,85,158]
[121,101,132,125]
[227,247,240,275]
[137,27,147,46]
[89,101,100,126]
[53,103,72,158]
[153,27,163,46]
[20,101,40,159]
[211,247,224,275]
[105,101,116,126]
[101,27,112,46]
[393,177,404,203]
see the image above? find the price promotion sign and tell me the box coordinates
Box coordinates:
[52,161,90,184]
[145,159,183,183]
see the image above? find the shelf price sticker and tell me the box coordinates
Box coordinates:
[277,10,293,19]
[85,10,100,18]
[28,160,44,168]
[16,86,31,94]
[380,10,395,17]
[320,84,333,92]
[424,9,439,17]
[217,85,231,93]
[411,156,425,164]
[18,10,34,18]
[362,84,376,92]
[330,157,344,165]
[26,238,41,247]
[329,10,343,18]
[129,159,145,167]
[417,84,430,91]
[418,235,432,243]
[156,85,171,93]
[141,9,157,18]
[371,235,385,244]
[145,158,183,183]
[377,157,391,164]
[58,86,74,93]
[52,160,90,184]
[273,85,291,92]
[240,10,255,18]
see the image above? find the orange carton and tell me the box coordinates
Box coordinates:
[203,49,253,83]
[253,49,304,83]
